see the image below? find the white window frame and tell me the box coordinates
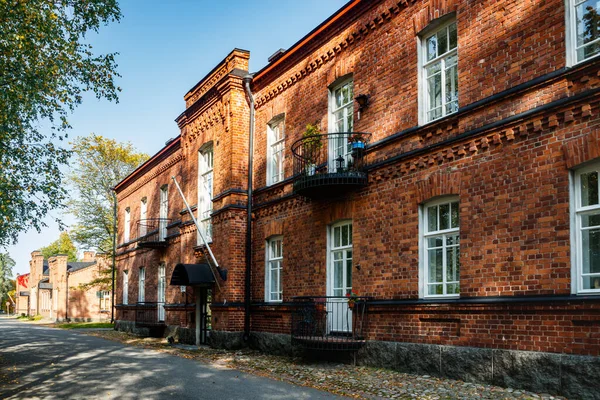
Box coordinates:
[328,78,354,171]
[158,263,166,321]
[566,0,600,66]
[139,198,147,237]
[418,17,458,124]
[419,197,460,298]
[138,267,145,303]
[99,290,110,311]
[327,220,353,297]
[123,271,129,305]
[267,116,285,186]
[159,185,168,241]
[571,162,600,294]
[198,145,214,244]
[265,236,283,302]
[124,207,131,243]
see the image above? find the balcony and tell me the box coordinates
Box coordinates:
[291,296,370,351]
[137,218,173,248]
[291,132,371,198]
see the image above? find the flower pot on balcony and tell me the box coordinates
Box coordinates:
[351,140,365,150]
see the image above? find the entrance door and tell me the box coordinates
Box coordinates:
[328,221,353,333]
[157,264,166,322]
[195,288,212,345]
[159,185,168,240]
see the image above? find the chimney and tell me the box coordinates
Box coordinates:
[30,251,44,281]
[82,251,96,262]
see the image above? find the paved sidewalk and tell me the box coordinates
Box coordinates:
[78,329,566,400]
[0,319,343,399]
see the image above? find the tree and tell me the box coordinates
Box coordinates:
[0,0,122,247]
[68,134,147,290]
[0,254,16,307]
[39,231,78,262]
[68,134,147,289]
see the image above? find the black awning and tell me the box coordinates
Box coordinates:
[170,263,215,286]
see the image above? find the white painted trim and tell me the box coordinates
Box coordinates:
[266,115,285,186]
[265,236,284,303]
[420,196,460,299]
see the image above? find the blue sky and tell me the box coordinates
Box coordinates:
[8,0,348,276]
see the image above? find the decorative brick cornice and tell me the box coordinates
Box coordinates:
[184,49,249,108]
[254,1,412,109]
[118,152,183,200]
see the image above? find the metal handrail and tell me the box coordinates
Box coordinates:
[291,132,372,177]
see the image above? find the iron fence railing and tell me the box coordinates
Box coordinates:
[291,132,371,177]
[137,218,175,245]
[133,302,165,326]
[291,296,370,351]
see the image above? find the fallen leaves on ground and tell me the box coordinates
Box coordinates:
[81,331,565,400]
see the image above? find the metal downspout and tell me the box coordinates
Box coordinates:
[243,74,254,341]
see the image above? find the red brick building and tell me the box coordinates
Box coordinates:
[15,251,112,321]
[114,0,600,396]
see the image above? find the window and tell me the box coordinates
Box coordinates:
[568,0,600,64]
[198,145,214,244]
[420,19,458,123]
[329,79,354,170]
[99,291,110,311]
[159,185,168,241]
[265,236,283,302]
[139,198,147,237]
[123,271,129,305]
[421,198,460,297]
[330,221,353,297]
[573,162,600,293]
[267,116,285,185]
[138,267,145,303]
[124,208,131,243]
[158,263,166,321]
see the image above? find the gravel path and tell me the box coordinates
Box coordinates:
[79,329,566,400]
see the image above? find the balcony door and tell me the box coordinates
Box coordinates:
[328,79,354,172]
[159,185,168,241]
[157,263,165,322]
[327,220,353,333]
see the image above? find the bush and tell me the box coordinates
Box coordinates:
[27,314,43,321]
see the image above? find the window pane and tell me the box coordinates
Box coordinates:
[428,284,443,295]
[438,26,448,55]
[451,202,459,228]
[334,227,341,247]
[346,258,352,288]
[335,88,342,108]
[581,171,599,207]
[448,23,457,50]
[428,236,443,248]
[583,213,600,228]
[428,205,438,232]
[342,224,349,246]
[427,34,437,60]
[440,203,450,230]
[576,1,600,48]
[447,283,460,294]
[427,73,442,117]
[445,62,458,114]
[349,224,353,245]
[582,228,600,274]
[447,234,459,246]
[270,265,277,293]
[334,260,343,288]
[428,248,443,283]
[446,245,460,282]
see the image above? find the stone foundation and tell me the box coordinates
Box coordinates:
[164,325,195,345]
[207,330,245,350]
[358,341,600,400]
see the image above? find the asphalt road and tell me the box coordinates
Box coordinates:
[0,318,345,399]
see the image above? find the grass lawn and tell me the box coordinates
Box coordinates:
[55,322,114,329]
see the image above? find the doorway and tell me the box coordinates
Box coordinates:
[327,220,353,333]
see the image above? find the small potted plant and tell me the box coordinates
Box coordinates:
[348,133,366,158]
[346,290,359,309]
[302,123,322,175]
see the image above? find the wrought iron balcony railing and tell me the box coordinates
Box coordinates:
[291,296,370,351]
[291,132,371,198]
[137,218,175,248]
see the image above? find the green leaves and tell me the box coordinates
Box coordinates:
[67,134,147,256]
[0,0,122,246]
[0,253,16,303]
[39,231,78,262]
